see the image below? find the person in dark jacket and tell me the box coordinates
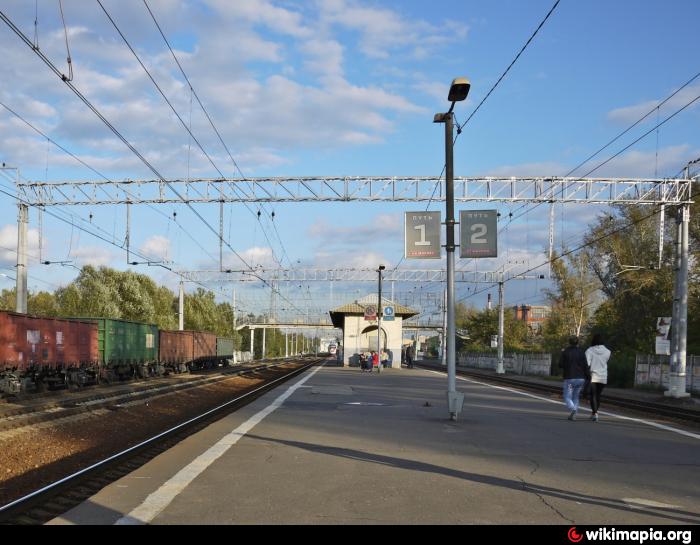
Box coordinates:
[559,336,591,421]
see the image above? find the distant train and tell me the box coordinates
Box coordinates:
[328,343,338,356]
[0,310,236,394]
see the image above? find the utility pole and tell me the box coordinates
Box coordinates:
[666,179,691,398]
[497,273,505,374]
[377,265,385,371]
[232,288,237,364]
[441,288,447,366]
[16,203,28,314]
[178,280,184,330]
[262,327,266,360]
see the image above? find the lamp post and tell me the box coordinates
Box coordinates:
[377,264,385,372]
[434,77,470,420]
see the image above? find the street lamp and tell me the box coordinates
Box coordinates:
[377,264,385,372]
[434,77,470,420]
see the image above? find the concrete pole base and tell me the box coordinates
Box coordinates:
[664,375,691,398]
[447,391,465,419]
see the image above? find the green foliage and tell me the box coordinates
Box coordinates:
[541,197,700,360]
[457,304,529,351]
[3,266,245,351]
[606,351,636,389]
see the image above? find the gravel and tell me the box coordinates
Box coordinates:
[0,362,305,507]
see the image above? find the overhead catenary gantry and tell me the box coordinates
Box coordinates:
[16,175,693,205]
[176,268,542,283]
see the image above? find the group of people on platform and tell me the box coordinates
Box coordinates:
[359,350,389,373]
[559,334,611,422]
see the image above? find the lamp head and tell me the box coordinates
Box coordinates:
[448,77,470,102]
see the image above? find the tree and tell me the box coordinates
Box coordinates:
[543,249,601,344]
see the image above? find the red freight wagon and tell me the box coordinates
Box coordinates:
[192,331,217,367]
[158,330,218,371]
[158,330,194,373]
[0,311,99,393]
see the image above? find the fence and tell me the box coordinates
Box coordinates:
[634,354,700,393]
[457,352,551,376]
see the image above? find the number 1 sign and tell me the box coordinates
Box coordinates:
[460,210,498,258]
[404,211,441,259]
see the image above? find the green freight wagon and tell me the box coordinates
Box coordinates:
[68,318,159,381]
[216,337,234,365]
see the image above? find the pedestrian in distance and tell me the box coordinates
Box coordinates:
[558,336,590,421]
[586,333,611,422]
[406,345,414,369]
[371,350,380,373]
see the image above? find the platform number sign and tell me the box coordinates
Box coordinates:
[460,210,498,258]
[405,211,441,259]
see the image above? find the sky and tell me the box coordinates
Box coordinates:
[0,0,698,326]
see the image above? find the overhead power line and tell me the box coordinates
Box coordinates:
[0,9,306,316]
[458,0,561,132]
[457,205,667,304]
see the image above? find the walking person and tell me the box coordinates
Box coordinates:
[559,336,590,421]
[372,350,380,373]
[586,334,611,422]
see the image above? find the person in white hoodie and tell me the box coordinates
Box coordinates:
[585,334,611,422]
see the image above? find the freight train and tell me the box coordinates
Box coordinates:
[0,310,236,394]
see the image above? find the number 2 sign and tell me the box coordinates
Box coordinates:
[460,210,498,258]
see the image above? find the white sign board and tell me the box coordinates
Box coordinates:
[655,317,671,355]
[405,211,441,259]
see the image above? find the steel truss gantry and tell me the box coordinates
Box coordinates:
[16,176,693,205]
[176,268,544,284]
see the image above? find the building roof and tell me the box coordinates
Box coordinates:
[329,294,418,328]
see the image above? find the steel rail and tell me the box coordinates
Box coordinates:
[417,362,700,423]
[0,358,321,523]
[0,360,294,429]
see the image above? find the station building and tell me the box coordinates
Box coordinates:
[329,294,418,368]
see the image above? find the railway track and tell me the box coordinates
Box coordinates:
[417,362,700,424]
[0,359,297,432]
[0,358,322,525]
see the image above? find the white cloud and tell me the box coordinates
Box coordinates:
[140,235,172,261]
[607,84,700,125]
[316,0,468,60]
[69,246,114,267]
[308,213,401,246]
[222,246,280,270]
[0,224,41,267]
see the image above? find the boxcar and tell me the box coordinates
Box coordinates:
[191,331,218,370]
[158,330,221,371]
[0,311,99,393]
[216,337,234,364]
[70,318,159,381]
[159,330,193,373]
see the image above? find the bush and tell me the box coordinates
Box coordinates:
[607,351,636,388]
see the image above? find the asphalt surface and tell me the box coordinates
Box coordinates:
[49,361,700,525]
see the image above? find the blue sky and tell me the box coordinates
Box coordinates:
[0,0,698,324]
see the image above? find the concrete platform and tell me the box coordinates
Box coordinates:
[50,361,700,525]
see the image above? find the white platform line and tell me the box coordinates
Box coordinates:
[425,369,700,441]
[114,365,323,525]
